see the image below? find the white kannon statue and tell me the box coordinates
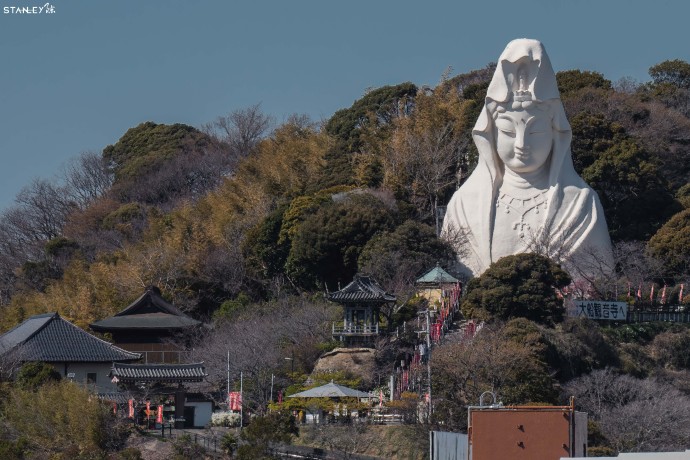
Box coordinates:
[442,38,613,277]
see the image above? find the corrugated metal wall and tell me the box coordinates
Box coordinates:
[431,431,468,460]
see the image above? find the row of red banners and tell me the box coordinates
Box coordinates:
[116,400,163,423]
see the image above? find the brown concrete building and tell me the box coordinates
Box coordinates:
[468,402,587,460]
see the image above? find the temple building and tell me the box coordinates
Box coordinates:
[328,274,395,347]
[90,286,201,363]
[415,263,460,304]
[0,312,140,393]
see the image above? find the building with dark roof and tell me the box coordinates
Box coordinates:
[90,286,201,363]
[0,312,140,393]
[328,274,395,347]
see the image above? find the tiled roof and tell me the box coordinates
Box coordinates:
[0,313,141,362]
[416,264,459,285]
[327,275,396,303]
[110,362,206,383]
[90,312,200,330]
[90,286,201,331]
[289,381,374,399]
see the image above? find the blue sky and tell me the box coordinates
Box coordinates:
[1,0,687,212]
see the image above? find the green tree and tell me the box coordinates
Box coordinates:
[569,112,626,174]
[325,83,417,153]
[316,83,418,190]
[237,411,298,460]
[103,122,213,182]
[677,183,690,209]
[649,59,690,89]
[556,70,612,96]
[15,361,61,390]
[647,208,690,276]
[285,193,396,290]
[583,138,678,241]
[358,220,455,296]
[461,253,571,325]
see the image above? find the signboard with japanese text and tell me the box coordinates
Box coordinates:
[571,300,627,320]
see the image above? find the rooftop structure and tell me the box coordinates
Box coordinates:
[415,263,459,286]
[90,286,201,363]
[288,380,374,399]
[328,274,395,347]
[90,286,200,332]
[0,312,140,393]
[110,362,207,384]
[0,312,140,363]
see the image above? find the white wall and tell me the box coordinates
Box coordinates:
[185,401,212,427]
[50,362,118,393]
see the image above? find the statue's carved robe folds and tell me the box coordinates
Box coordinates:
[442,39,613,278]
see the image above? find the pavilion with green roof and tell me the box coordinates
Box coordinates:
[415,263,460,304]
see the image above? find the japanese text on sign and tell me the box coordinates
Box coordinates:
[572,300,627,320]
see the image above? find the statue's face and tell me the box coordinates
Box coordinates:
[494,105,553,174]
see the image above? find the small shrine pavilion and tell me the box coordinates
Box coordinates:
[415,263,460,304]
[328,274,395,347]
[90,286,201,364]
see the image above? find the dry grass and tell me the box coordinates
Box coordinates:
[294,424,429,460]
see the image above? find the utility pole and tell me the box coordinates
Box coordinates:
[226,350,230,408]
[239,371,244,429]
[425,309,432,419]
[270,374,274,404]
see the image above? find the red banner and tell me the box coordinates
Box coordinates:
[157,405,163,423]
[228,391,242,411]
[113,402,117,415]
[128,399,134,418]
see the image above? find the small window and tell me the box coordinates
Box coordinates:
[86,373,97,385]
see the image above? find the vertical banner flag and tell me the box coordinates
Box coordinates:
[113,402,117,415]
[661,285,667,304]
[228,391,242,411]
[636,284,642,300]
[650,285,655,302]
[681,284,685,304]
[157,405,163,423]
[128,399,134,418]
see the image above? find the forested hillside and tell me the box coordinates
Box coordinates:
[3,59,690,456]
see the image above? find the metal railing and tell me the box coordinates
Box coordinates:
[332,323,379,335]
[130,350,191,364]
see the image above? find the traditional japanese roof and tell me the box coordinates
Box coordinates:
[415,263,459,286]
[90,286,201,331]
[0,312,141,362]
[327,275,396,303]
[110,362,206,383]
[288,380,374,399]
[98,392,132,404]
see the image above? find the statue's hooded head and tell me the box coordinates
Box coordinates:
[443,39,613,278]
[473,38,574,190]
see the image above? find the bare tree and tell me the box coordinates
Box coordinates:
[203,104,273,159]
[565,369,690,453]
[61,151,113,208]
[188,296,339,413]
[385,120,460,221]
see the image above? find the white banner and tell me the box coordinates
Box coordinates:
[571,300,627,320]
